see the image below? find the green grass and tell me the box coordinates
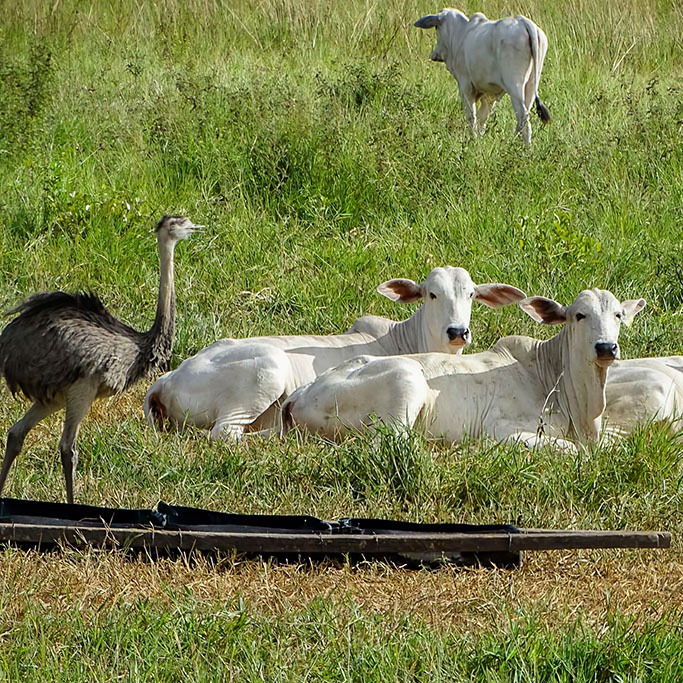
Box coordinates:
[2,593,682,681]
[0,0,682,679]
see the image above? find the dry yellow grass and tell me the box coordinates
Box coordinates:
[0,546,679,633]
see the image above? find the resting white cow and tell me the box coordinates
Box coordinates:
[605,356,683,434]
[345,328,683,437]
[415,9,550,145]
[283,290,646,451]
[144,267,525,440]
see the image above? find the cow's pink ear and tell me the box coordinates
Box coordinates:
[621,298,646,325]
[475,283,527,308]
[519,297,567,325]
[378,278,424,303]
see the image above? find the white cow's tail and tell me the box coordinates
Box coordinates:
[520,17,551,123]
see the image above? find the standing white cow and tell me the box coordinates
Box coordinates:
[283,290,646,451]
[415,9,550,145]
[144,267,525,440]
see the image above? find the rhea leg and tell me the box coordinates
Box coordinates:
[0,401,59,497]
[60,383,98,503]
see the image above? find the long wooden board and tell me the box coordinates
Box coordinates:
[0,522,670,554]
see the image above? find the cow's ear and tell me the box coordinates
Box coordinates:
[378,278,423,303]
[414,14,442,29]
[620,298,646,326]
[519,297,567,325]
[474,283,527,308]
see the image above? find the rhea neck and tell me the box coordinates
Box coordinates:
[144,235,177,366]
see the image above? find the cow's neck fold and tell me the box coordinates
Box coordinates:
[536,330,606,443]
[386,307,430,355]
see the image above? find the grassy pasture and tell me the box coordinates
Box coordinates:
[0,0,682,679]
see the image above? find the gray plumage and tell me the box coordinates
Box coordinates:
[0,215,199,503]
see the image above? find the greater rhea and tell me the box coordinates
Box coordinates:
[0,215,200,502]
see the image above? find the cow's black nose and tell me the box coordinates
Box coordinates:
[447,326,470,342]
[595,342,619,360]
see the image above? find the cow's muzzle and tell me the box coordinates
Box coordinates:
[594,342,619,366]
[447,326,471,348]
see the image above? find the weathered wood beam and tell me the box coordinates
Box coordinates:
[0,523,670,554]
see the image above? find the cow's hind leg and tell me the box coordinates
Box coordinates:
[286,356,428,439]
[366,359,429,434]
[457,84,477,134]
[475,95,498,135]
[208,347,290,441]
[211,403,285,442]
[211,419,248,442]
[510,95,532,146]
[503,431,578,454]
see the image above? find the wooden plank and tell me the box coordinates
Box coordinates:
[0,523,670,554]
[510,530,671,551]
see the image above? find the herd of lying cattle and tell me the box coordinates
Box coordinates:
[146,266,682,454]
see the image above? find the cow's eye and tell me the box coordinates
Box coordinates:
[429,292,437,300]
[469,291,475,299]
[575,313,586,321]
[616,311,624,321]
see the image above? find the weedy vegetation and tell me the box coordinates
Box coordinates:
[0,0,682,679]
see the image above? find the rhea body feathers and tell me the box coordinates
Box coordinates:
[1,291,160,402]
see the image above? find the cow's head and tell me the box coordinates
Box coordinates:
[519,289,646,369]
[519,289,646,443]
[378,266,526,354]
[414,9,469,63]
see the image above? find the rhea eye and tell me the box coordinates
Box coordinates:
[575,313,586,321]
[429,292,437,300]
